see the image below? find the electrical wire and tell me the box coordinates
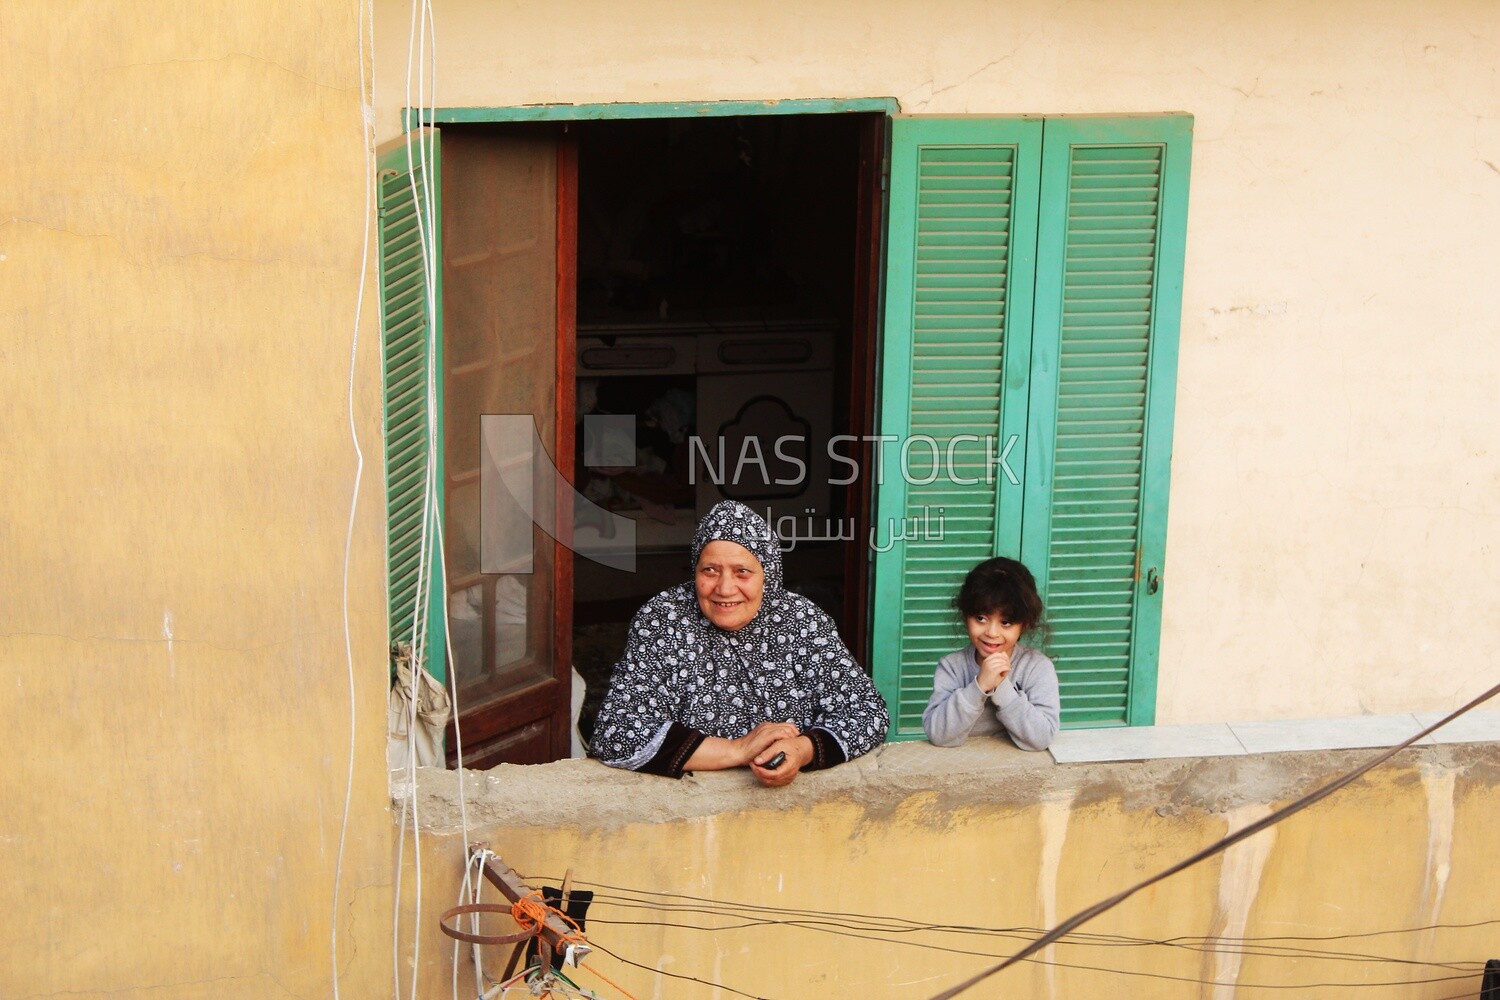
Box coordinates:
[455,849,497,998]
[581,911,1485,974]
[1175,918,1500,944]
[377,5,491,997]
[923,679,1500,999]
[586,941,774,1000]
[532,877,1495,969]
[583,909,1484,996]
[392,0,439,995]
[475,960,612,1000]
[413,4,445,996]
[581,911,1482,991]
[574,960,639,1000]
[332,0,377,996]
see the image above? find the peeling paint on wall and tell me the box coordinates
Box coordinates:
[1419,763,1456,964]
[1036,789,1075,1000]
[1204,804,1277,999]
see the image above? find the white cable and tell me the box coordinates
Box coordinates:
[396,1,444,996]
[410,3,439,996]
[393,778,413,998]
[412,0,471,883]
[453,849,477,999]
[392,0,430,993]
[387,5,483,995]
[454,848,494,998]
[443,573,474,1000]
[333,0,377,996]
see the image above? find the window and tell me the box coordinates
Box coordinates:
[377,108,1192,761]
[376,108,887,767]
[870,115,1193,736]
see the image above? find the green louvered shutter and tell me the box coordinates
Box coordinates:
[871,118,1042,738]
[378,131,447,681]
[1021,116,1192,727]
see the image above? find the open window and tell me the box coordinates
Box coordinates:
[378,108,1192,764]
[379,111,887,766]
[567,114,886,745]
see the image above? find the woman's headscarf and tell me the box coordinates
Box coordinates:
[691,500,783,594]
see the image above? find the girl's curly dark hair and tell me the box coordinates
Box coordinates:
[954,557,1045,636]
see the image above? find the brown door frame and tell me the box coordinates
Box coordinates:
[841,113,889,669]
[551,133,579,760]
[444,127,579,767]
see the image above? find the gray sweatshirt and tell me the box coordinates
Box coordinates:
[921,643,1061,751]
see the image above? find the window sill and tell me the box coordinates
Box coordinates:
[399,724,1499,835]
[1049,708,1500,764]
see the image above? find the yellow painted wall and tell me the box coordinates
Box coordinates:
[371,0,1500,725]
[406,746,1500,999]
[1,3,393,996]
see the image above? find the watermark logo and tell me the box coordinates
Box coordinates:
[768,505,948,554]
[480,416,1021,573]
[689,433,1020,488]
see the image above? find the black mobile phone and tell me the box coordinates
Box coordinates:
[763,751,787,770]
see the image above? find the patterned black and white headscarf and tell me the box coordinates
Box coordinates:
[690,498,784,591]
[592,501,889,777]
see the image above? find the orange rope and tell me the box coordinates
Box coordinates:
[577,961,640,1000]
[507,891,638,999]
[510,891,589,945]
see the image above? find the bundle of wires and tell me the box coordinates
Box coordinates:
[527,875,1493,1000]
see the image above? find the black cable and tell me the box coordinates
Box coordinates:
[555,887,1488,971]
[585,911,1488,971]
[583,907,1484,972]
[1166,918,1500,944]
[923,679,1500,999]
[1018,958,1477,992]
[584,915,1483,990]
[538,876,1499,952]
[586,940,780,1000]
[526,874,1489,996]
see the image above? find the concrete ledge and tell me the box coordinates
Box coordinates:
[1049,708,1500,763]
[403,737,1500,834]
[401,738,1500,998]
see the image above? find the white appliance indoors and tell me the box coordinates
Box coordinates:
[693,321,835,524]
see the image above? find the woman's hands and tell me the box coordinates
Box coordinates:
[680,721,813,786]
[750,734,815,788]
[684,721,799,773]
[977,649,1013,694]
[733,721,801,766]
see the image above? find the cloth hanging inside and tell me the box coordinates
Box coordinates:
[387,643,453,770]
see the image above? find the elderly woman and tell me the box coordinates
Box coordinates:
[592,501,889,785]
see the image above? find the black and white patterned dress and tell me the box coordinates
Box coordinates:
[591,501,889,777]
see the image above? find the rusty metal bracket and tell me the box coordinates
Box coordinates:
[438,902,537,946]
[475,846,592,968]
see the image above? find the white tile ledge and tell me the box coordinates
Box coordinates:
[1049,709,1500,764]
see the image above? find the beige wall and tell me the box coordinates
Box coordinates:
[2,3,392,996]
[406,743,1500,998]
[12,2,1493,996]
[373,0,1500,724]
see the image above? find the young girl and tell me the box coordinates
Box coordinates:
[922,557,1061,752]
